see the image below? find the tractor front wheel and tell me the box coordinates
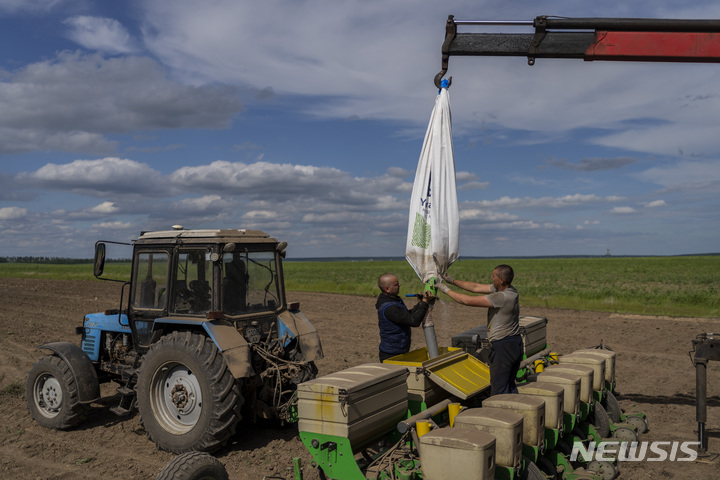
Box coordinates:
[25,355,89,429]
[136,331,243,453]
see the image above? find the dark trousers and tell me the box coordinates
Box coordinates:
[488,334,523,396]
[379,350,398,362]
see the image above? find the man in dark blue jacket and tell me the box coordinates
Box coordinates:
[376,273,432,362]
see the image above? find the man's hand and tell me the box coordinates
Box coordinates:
[441,272,455,285]
[437,283,451,294]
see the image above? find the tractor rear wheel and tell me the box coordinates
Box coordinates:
[25,355,89,429]
[136,331,243,453]
[156,451,229,480]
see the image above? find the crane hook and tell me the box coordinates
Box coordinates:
[434,15,458,89]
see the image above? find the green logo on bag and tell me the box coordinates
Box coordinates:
[411,213,431,248]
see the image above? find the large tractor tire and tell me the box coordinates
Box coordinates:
[25,355,89,429]
[156,451,229,480]
[136,331,243,453]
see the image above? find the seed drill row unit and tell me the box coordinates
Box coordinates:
[296,316,649,480]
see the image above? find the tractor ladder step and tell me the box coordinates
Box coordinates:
[110,385,136,416]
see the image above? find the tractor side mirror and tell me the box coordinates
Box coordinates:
[94,242,106,277]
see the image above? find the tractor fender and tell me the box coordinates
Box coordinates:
[37,342,100,404]
[153,317,255,379]
[201,320,254,379]
[278,310,324,361]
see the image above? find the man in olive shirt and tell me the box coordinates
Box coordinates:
[438,265,522,395]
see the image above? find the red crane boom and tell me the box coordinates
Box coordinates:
[435,15,720,87]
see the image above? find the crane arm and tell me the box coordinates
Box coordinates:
[435,15,720,87]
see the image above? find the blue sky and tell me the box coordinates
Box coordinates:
[1,0,720,259]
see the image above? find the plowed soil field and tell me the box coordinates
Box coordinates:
[1,278,719,479]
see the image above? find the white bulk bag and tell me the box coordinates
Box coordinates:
[405,85,459,283]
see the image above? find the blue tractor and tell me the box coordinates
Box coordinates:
[25,227,323,453]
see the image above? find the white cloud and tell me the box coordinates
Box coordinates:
[169,161,410,212]
[549,156,637,171]
[484,221,541,230]
[466,194,625,209]
[5,2,720,162]
[89,202,118,214]
[63,16,136,54]
[92,221,132,229]
[636,160,720,192]
[459,209,518,222]
[609,206,637,214]
[458,181,489,191]
[176,195,227,212]
[170,161,346,191]
[0,0,61,14]
[643,200,667,208]
[140,0,440,100]
[576,219,600,230]
[22,158,163,195]
[0,52,242,155]
[3,157,420,256]
[387,167,412,178]
[595,124,720,157]
[456,171,479,182]
[242,210,277,220]
[0,206,28,220]
[510,175,554,187]
[0,127,116,156]
[302,212,370,224]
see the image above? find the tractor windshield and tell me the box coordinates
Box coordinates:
[172,249,213,315]
[222,250,281,315]
[132,252,169,310]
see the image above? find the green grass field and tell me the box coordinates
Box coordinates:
[1,256,718,317]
